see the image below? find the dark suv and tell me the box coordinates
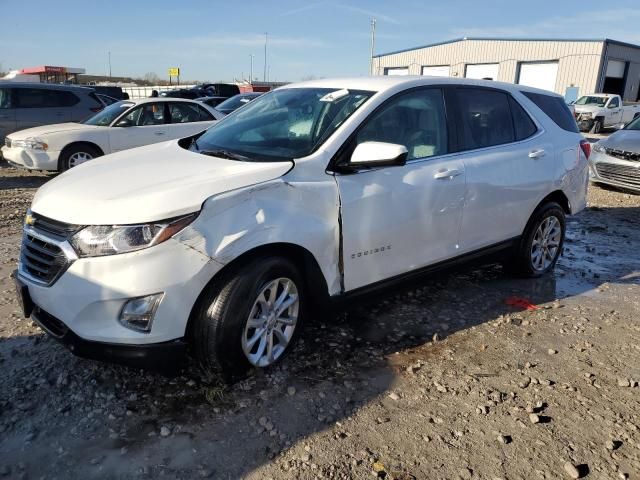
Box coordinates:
[0,83,104,143]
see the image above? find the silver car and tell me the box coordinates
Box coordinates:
[0,82,105,144]
[590,116,640,193]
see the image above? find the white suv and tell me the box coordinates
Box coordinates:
[14,77,589,378]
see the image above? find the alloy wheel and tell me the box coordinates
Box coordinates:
[530,216,562,271]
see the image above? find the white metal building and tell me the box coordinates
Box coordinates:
[374,37,640,102]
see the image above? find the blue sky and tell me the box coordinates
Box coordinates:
[2,0,640,83]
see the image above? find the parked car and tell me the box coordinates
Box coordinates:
[590,114,640,192]
[214,92,262,115]
[159,88,202,100]
[87,85,129,100]
[2,98,222,171]
[574,94,640,133]
[13,77,588,377]
[201,83,241,98]
[0,82,104,144]
[195,96,228,109]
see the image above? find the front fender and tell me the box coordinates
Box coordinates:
[174,178,342,295]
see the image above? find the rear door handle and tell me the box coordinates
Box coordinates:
[154,131,166,136]
[528,149,546,159]
[433,168,462,179]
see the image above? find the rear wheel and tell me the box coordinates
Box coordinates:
[504,202,566,277]
[59,144,101,171]
[192,257,305,380]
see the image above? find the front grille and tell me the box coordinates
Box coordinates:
[596,163,640,187]
[19,213,81,286]
[604,148,640,163]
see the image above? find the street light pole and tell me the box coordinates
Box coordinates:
[263,32,268,82]
[250,54,254,84]
[369,18,376,76]
[108,51,112,78]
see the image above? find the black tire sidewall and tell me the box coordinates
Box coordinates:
[519,203,566,277]
[60,145,100,171]
[198,257,306,379]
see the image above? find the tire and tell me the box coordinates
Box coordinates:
[589,118,603,134]
[503,202,566,278]
[192,257,305,381]
[59,144,101,171]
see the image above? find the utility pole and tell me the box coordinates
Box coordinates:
[108,51,112,78]
[369,18,376,75]
[263,32,268,82]
[250,54,254,83]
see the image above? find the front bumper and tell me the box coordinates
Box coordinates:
[17,232,221,354]
[1,145,60,170]
[589,150,640,193]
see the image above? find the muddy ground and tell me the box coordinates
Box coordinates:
[0,162,639,480]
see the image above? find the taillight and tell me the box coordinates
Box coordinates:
[579,139,591,159]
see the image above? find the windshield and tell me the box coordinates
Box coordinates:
[575,96,608,107]
[83,102,133,126]
[216,94,259,112]
[624,115,640,130]
[193,88,374,162]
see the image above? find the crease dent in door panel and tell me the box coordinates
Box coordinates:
[174,178,343,296]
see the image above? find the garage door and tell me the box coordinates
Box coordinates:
[465,63,499,80]
[422,65,450,77]
[385,67,409,76]
[606,60,626,78]
[518,62,559,92]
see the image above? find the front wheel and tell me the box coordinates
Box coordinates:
[504,202,566,277]
[59,144,101,171]
[589,118,603,134]
[192,257,305,380]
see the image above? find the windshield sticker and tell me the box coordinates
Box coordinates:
[320,89,350,102]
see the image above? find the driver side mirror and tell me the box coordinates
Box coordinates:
[607,104,617,109]
[349,142,408,168]
[115,118,133,127]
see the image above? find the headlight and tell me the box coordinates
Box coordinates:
[11,137,48,151]
[71,213,197,257]
[593,143,605,153]
[579,112,593,119]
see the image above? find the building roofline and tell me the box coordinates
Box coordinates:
[373,37,640,58]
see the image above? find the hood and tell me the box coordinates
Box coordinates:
[8,122,101,140]
[574,105,601,114]
[599,129,640,152]
[31,140,293,225]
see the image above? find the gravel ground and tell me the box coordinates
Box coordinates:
[0,162,639,480]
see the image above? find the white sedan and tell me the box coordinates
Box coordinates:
[2,98,223,171]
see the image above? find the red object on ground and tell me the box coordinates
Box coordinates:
[505,296,539,310]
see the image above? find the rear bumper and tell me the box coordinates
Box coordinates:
[1,145,60,170]
[31,304,187,371]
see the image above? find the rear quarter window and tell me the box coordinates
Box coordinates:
[521,91,579,133]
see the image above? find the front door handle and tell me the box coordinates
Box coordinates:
[528,149,546,159]
[154,131,166,136]
[433,168,462,179]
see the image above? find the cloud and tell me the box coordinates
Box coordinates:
[279,2,327,17]
[450,8,640,44]
[335,3,401,24]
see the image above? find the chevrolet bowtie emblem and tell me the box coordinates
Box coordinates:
[25,213,36,226]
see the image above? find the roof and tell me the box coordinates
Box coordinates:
[281,76,564,98]
[0,81,94,90]
[374,37,640,58]
[121,97,210,105]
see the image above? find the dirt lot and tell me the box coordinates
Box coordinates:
[0,162,639,480]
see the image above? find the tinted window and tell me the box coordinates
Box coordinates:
[168,102,212,123]
[455,89,514,150]
[522,91,579,133]
[0,88,11,109]
[15,88,79,108]
[83,102,133,126]
[356,89,448,160]
[122,103,166,126]
[509,97,537,140]
[609,97,619,108]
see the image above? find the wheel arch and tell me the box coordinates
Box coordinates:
[535,190,571,215]
[58,141,105,170]
[185,242,330,339]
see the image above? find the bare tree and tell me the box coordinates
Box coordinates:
[143,72,161,85]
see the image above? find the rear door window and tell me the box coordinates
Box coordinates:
[168,102,212,123]
[454,88,515,150]
[521,91,579,133]
[509,97,538,140]
[15,88,80,108]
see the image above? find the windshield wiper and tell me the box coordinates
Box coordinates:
[198,149,253,162]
